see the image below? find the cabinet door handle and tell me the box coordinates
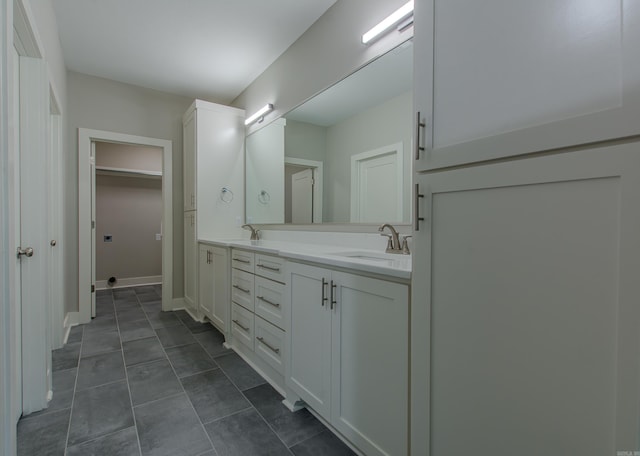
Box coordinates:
[233,258,250,264]
[257,263,280,272]
[414,183,425,231]
[321,278,328,307]
[256,336,280,354]
[330,280,337,310]
[257,296,280,308]
[232,319,250,332]
[233,284,250,293]
[415,111,426,160]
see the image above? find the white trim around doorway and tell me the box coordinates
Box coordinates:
[77,129,173,324]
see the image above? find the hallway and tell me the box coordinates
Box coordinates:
[17,286,353,456]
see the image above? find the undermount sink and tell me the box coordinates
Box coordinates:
[330,251,408,262]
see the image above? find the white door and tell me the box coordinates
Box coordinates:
[90,142,96,317]
[17,55,51,414]
[291,168,313,224]
[351,144,403,223]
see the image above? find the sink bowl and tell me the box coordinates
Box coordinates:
[330,251,408,262]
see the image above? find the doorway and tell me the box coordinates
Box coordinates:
[284,157,323,223]
[78,129,173,324]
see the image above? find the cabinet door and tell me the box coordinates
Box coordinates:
[183,112,196,210]
[331,272,409,456]
[210,246,229,332]
[411,142,640,455]
[183,212,196,311]
[286,263,332,418]
[414,0,640,171]
[198,245,213,320]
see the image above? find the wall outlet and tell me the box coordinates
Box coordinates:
[103,235,112,242]
[155,233,162,241]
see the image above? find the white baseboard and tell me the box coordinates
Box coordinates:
[62,313,79,344]
[96,275,162,290]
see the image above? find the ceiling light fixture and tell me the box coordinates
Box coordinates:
[245,103,274,126]
[362,0,414,45]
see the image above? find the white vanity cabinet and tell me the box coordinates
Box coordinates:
[229,249,288,385]
[183,212,196,312]
[198,244,228,333]
[413,0,640,171]
[287,262,409,456]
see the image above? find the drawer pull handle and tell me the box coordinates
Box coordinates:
[257,336,280,354]
[233,258,251,264]
[257,296,280,308]
[257,263,280,272]
[233,284,250,293]
[232,319,250,332]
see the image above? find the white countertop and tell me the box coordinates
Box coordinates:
[199,238,411,280]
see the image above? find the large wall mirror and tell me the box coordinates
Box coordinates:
[246,39,413,225]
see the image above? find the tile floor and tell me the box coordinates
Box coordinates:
[17,285,355,456]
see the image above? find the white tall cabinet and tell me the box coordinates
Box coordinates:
[182,100,244,325]
[411,1,640,455]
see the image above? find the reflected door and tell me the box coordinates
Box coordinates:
[291,168,313,224]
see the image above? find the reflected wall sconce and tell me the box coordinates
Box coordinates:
[245,103,274,126]
[362,0,414,45]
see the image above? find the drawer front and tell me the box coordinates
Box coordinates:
[231,249,255,273]
[255,316,285,375]
[254,276,285,330]
[231,303,254,350]
[255,254,286,283]
[231,269,254,311]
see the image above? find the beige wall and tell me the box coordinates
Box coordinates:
[95,175,162,282]
[95,142,162,173]
[67,71,193,311]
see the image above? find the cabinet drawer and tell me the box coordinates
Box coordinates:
[255,254,286,283]
[231,303,254,350]
[231,249,254,273]
[231,269,254,311]
[254,276,285,330]
[255,316,285,375]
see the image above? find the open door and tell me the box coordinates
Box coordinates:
[291,168,313,224]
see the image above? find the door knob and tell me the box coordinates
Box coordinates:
[17,246,34,258]
[50,240,57,246]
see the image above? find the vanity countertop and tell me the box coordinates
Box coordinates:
[199,238,411,280]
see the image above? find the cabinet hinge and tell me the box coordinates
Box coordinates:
[91,284,95,293]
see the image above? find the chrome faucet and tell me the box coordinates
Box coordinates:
[242,224,260,240]
[378,223,402,254]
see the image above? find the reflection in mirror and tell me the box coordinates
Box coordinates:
[246,39,413,225]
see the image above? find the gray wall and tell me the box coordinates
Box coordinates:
[67,71,193,311]
[325,91,412,222]
[96,175,162,282]
[233,0,411,136]
[284,120,327,162]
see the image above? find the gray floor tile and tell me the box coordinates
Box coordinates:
[82,330,121,357]
[244,383,325,447]
[141,301,162,314]
[135,393,212,456]
[146,311,182,329]
[119,319,155,342]
[84,314,118,334]
[95,301,115,318]
[52,343,80,371]
[174,310,192,323]
[113,289,136,298]
[290,430,356,455]
[181,369,250,424]
[67,325,84,344]
[214,352,266,391]
[115,299,142,312]
[17,408,70,456]
[196,451,217,456]
[76,350,125,390]
[165,343,217,377]
[66,426,140,456]
[122,336,166,366]
[68,380,134,446]
[96,289,112,297]
[184,319,215,334]
[134,285,157,294]
[204,408,290,456]
[52,367,77,392]
[155,325,196,348]
[116,306,147,323]
[127,359,183,406]
[138,293,160,303]
[194,330,232,358]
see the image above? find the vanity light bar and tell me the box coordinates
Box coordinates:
[245,103,274,126]
[362,0,414,44]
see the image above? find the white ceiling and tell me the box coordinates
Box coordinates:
[52,0,337,103]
